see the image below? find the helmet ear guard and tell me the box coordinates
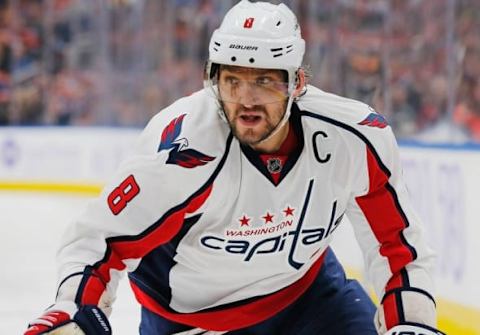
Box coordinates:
[203,61,219,82]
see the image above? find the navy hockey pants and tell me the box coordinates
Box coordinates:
[138,249,377,334]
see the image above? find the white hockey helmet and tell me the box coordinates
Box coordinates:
[205,0,305,96]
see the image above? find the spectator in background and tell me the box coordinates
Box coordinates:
[417,75,449,132]
[454,76,480,141]
[389,81,418,138]
[454,14,480,140]
[44,67,95,125]
[0,3,12,124]
[0,70,9,124]
[341,48,382,105]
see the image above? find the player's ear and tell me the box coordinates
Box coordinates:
[293,68,306,98]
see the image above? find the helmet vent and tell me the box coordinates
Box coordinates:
[271,45,294,58]
[231,56,237,62]
[271,47,284,57]
[249,58,255,63]
[276,21,281,26]
[213,41,221,52]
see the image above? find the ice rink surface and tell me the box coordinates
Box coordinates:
[0,193,140,334]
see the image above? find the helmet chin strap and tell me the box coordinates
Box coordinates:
[254,94,294,145]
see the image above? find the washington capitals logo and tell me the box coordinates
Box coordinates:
[158,114,215,168]
[358,113,388,129]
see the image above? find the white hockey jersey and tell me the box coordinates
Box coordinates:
[55,85,436,331]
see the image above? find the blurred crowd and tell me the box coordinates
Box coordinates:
[0,0,479,142]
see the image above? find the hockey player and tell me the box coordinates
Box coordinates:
[25,1,445,334]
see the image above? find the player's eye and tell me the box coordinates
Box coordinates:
[256,77,272,86]
[224,76,239,86]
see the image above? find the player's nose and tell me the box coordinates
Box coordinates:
[237,85,261,105]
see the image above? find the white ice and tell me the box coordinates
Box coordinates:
[0,192,140,334]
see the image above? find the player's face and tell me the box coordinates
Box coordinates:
[218,66,289,148]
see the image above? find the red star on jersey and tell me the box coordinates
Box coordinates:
[239,215,251,227]
[283,206,295,217]
[262,212,274,224]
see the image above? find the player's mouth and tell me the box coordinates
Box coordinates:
[238,112,264,127]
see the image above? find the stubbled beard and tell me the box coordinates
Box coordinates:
[229,118,276,146]
[221,102,287,146]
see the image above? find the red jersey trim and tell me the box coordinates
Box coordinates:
[355,147,416,328]
[130,251,327,331]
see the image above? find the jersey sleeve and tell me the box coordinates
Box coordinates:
[53,102,218,315]
[345,124,437,332]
